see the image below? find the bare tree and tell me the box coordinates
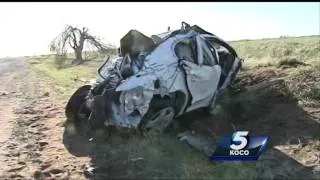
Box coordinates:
[50,25,111,65]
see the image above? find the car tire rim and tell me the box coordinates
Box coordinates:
[144,106,175,135]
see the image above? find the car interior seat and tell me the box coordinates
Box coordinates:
[175,39,197,64]
[217,49,235,87]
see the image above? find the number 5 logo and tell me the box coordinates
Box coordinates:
[230,131,249,150]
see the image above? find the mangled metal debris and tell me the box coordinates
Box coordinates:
[65,21,243,135]
[178,131,216,157]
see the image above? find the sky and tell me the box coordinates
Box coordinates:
[0,2,319,57]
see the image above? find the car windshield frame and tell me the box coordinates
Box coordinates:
[98,56,123,79]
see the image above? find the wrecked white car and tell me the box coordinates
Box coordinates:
[65,22,243,135]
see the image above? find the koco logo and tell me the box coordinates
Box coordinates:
[230,131,249,156]
[210,131,269,161]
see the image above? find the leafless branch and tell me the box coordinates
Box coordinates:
[49,25,112,64]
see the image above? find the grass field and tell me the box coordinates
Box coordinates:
[28,35,320,179]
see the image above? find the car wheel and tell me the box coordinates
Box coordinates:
[139,97,176,136]
[65,85,92,133]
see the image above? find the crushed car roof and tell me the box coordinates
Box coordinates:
[119,22,238,58]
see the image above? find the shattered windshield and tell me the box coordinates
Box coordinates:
[98,57,123,79]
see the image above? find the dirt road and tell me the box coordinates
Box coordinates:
[0,58,89,179]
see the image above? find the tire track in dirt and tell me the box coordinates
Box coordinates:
[0,58,89,179]
[0,57,28,179]
[28,69,90,180]
[0,59,48,179]
[0,58,25,145]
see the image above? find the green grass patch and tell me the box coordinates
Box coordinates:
[308,88,320,101]
[230,36,320,70]
[28,55,103,86]
[28,55,107,100]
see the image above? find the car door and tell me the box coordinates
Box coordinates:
[203,35,241,90]
[181,35,222,111]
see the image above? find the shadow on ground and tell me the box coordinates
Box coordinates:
[62,83,320,179]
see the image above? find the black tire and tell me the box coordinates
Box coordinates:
[65,85,92,128]
[139,96,176,136]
